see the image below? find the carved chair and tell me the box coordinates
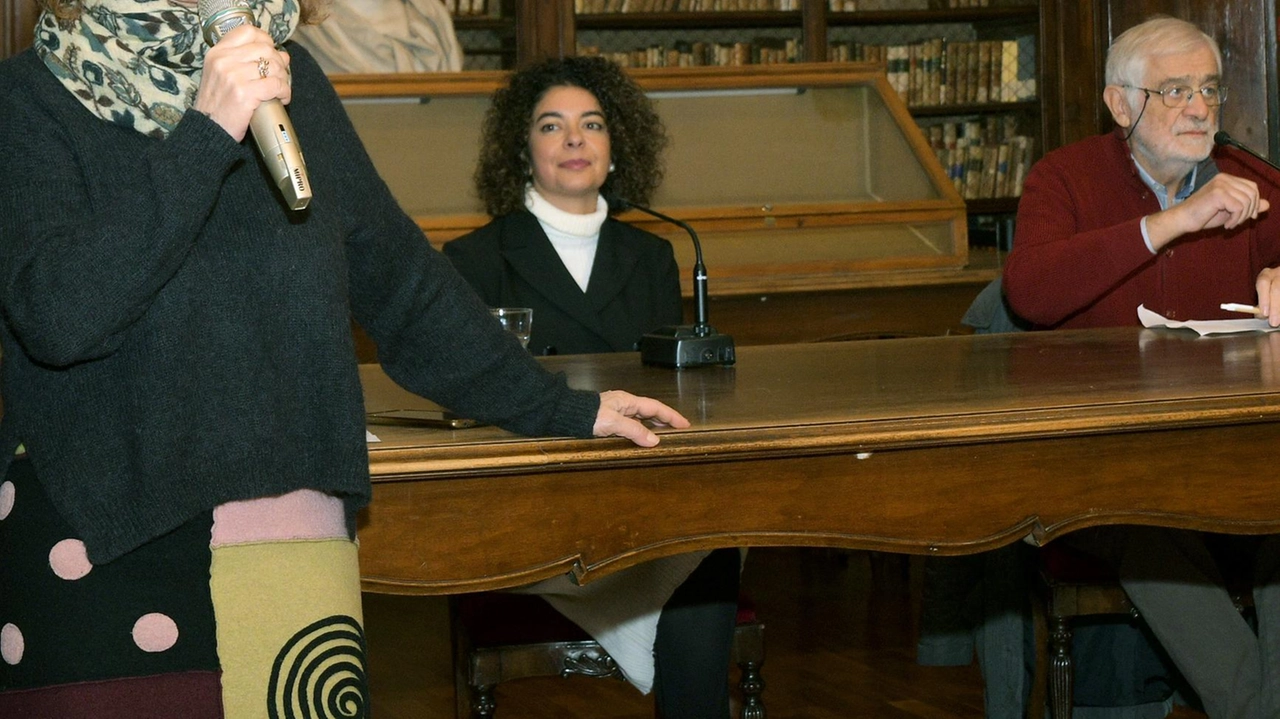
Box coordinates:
[1030,542,1254,719]
[451,591,765,719]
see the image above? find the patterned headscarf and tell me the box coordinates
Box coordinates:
[34,0,299,139]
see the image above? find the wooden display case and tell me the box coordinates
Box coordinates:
[335,62,967,297]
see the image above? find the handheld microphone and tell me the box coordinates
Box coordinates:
[611,196,735,368]
[1214,130,1280,175]
[198,0,312,210]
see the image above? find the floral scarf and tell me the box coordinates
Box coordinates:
[33,0,299,139]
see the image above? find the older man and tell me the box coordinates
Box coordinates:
[1004,17,1280,718]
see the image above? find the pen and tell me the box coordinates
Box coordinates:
[1220,302,1266,317]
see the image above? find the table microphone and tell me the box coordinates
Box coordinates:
[610,196,735,368]
[199,0,313,210]
[1214,131,1280,175]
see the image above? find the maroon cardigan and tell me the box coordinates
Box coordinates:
[1004,130,1280,329]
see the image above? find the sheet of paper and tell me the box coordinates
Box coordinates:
[366,430,381,443]
[1137,304,1277,336]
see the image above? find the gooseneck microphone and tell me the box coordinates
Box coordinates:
[198,0,312,210]
[1214,130,1280,175]
[611,196,735,368]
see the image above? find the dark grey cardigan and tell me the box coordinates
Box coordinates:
[0,45,598,563]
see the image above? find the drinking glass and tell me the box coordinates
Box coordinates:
[490,307,532,349]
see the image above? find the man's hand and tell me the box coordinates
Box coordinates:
[1256,266,1280,326]
[592,390,690,447]
[1146,173,1269,251]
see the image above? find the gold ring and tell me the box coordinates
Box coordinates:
[256,57,270,79]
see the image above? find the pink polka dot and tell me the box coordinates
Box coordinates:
[1,623,23,665]
[49,539,93,581]
[0,481,13,520]
[132,613,178,653]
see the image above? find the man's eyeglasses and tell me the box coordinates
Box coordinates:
[1122,84,1228,108]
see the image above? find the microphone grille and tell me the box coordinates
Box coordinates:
[198,0,255,43]
[197,0,235,19]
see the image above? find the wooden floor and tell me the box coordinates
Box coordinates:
[362,547,1205,719]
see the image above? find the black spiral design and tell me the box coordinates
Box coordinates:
[267,615,369,719]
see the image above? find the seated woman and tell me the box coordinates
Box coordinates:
[444,57,680,356]
[443,56,741,718]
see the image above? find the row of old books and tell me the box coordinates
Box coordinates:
[829,0,990,9]
[829,36,1035,107]
[925,117,1034,199]
[473,0,1000,18]
[578,38,801,66]
[576,0,990,10]
[575,0,800,11]
[444,0,492,16]
[930,114,1018,148]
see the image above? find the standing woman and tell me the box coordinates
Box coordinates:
[0,2,685,717]
[444,55,741,719]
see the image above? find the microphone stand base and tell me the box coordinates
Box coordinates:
[639,326,736,368]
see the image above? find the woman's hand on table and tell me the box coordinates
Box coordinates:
[593,391,690,447]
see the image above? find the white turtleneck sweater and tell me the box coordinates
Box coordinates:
[524,186,608,292]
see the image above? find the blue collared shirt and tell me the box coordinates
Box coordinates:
[1135,156,1217,253]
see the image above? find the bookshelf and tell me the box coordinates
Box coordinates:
[447,0,519,70]
[550,0,1046,239]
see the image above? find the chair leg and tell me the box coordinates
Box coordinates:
[449,597,475,719]
[1048,615,1073,719]
[1027,582,1049,719]
[737,658,765,719]
[470,684,496,719]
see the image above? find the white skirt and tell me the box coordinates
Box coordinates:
[512,551,709,694]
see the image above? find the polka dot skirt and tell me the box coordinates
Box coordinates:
[0,456,222,712]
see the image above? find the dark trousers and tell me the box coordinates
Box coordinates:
[653,547,742,719]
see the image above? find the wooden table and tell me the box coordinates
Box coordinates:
[358,326,1280,595]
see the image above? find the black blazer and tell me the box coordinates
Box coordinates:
[442,211,683,356]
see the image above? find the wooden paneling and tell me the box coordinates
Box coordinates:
[1036,0,1065,152]
[2,0,37,60]
[351,280,991,364]
[1054,0,1278,157]
[1195,0,1276,155]
[692,282,989,346]
[1102,0,1273,154]
[351,245,1001,363]
[516,0,572,67]
[1046,0,1103,146]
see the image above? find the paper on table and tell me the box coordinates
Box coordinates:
[366,430,381,443]
[1137,304,1277,336]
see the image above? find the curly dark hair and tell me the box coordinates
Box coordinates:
[36,0,329,27]
[475,55,668,217]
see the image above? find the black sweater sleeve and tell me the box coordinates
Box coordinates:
[292,54,599,439]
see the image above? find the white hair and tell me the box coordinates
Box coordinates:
[1105,17,1222,88]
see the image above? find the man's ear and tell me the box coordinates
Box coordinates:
[1103,85,1133,129]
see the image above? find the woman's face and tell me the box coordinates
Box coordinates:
[526,85,611,215]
